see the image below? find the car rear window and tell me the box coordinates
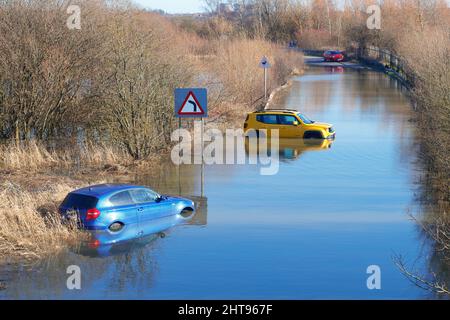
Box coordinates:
[61,193,98,209]
[256,114,278,124]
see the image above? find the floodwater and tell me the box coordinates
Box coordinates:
[0,67,437,299]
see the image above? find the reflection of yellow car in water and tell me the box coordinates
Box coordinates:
[245,137,333,161]
[244,110,336,140]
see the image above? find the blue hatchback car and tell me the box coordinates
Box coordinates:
[59,184,196,234]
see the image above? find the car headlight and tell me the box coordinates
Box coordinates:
[329,127,335,133]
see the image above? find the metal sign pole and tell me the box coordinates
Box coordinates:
[201,117,204,198]
[264,68,267,101]
[178,117,181,196]
[259,56,271,103]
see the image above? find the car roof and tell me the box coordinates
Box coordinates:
[72,184,146,197]
[251,109,299,115]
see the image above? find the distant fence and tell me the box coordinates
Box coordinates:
[352,46,414,88]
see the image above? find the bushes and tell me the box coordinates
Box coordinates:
[0,0,105,141]
[296,29,335,49]
[0,0,194,160]
[98,11,193,159]
[191,38,303,124]
[398,27,450,204]
[0,1,304,158]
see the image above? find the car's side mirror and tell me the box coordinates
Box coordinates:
[293,121,299,126]
[155,196,163,203]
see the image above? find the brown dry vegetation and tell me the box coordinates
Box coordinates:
[0,0,303,158]
[0,181,89,263]
[0,0,304,262]
[0,141,131,171]
[398,28,450,205]
[188,38,303,126]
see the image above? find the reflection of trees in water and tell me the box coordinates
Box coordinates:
[286,76,333,114]
[353,71,413,134]
[103,241,159,295]
[395,208,450,297]
[396,135,450,297]
[283,69,413,139]
[134,158,198,196]
[2,235,162,299]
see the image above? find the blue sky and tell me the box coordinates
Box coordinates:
[134,0,204,13]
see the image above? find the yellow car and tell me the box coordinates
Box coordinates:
[244,110,335,139]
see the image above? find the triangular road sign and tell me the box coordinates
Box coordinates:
[178,91,206,115]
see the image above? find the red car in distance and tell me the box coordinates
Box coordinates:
[323,50,345,62]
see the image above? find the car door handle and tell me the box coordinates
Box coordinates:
[137,207,144,212]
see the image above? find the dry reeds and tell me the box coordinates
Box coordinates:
[189,37,303,125]
[0,141,132,171]
[0,181,87,262]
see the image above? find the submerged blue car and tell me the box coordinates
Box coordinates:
[59,184,195,234]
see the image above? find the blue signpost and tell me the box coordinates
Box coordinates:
[259,56,271,101]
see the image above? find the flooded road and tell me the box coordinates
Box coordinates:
[0,67,433,299]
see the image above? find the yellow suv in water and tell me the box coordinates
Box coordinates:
[244,110,336,139]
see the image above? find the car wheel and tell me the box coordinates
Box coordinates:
[180,208,195,218]
[109,222,124,232]
[304,131,324,139]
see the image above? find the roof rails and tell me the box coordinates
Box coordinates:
[255,109,299,113]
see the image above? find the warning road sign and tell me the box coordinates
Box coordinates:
[179,91,204,115]
[175,88,207,118]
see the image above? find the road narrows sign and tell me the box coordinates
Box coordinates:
[175,88,208,118]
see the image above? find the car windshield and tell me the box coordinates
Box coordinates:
[297,113,315,124]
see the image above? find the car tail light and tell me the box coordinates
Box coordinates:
[88,239,101,249]
[86,208,101,221]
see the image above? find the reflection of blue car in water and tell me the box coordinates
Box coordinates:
[59,184,196,245]
[79,218,184,257]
